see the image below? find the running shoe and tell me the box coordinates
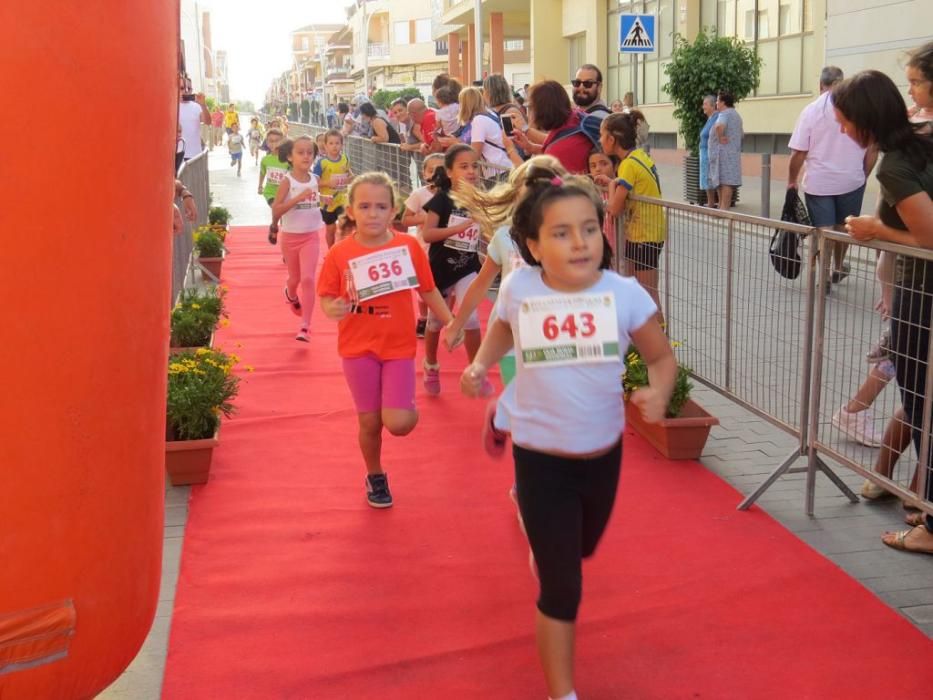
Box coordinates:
[423,362,441,395]
[831,406,882,447]
[366,473,393,509]
[483,401,507,459]
[866,329,892,364]
[284,287,301,316]
[415,318,427,338]
[295,327,310,343]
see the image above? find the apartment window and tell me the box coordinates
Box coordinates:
[301,36,310,50]
[505,39,524,51]
[415,18,432,43]
[394,21,410,46]
[568,33,586,82]
[606,1,675,106]
[704,0,813,96]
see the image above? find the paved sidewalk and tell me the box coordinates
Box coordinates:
[98,146,931,698]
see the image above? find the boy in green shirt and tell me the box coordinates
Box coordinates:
[258,128,287,242]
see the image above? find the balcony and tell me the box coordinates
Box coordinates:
[367,42,390,59]
[435,40,448,56]
[326,63,351,80]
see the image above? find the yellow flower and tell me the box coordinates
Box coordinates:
[219,319,230,328]
[190,303,201,310]
[196,347,211,356]
[245,365,255,373]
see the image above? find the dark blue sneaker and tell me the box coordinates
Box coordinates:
[366,473,393,509]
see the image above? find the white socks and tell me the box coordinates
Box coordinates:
[549,692,578,700]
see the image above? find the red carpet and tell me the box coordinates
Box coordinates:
[164,227,933,699]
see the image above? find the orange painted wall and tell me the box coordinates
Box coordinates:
[0,1,175,697]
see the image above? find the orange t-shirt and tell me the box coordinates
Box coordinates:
[317,233,436,359]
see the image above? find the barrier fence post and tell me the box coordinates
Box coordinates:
[916,312,933,505]
[761,153,771,219]
[724,219,735,391]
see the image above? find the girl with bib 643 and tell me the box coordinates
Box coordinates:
[460,167,676,700]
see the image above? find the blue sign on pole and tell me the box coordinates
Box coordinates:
[619,14,656,54]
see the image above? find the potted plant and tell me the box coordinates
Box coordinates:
[623,344,719,460]
[194,227,225,279]
[663,30,761,205]
[165,348,241,485]
[207,207,231,241]
[170,286,227,352]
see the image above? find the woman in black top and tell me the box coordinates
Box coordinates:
[359,102,401,144]
[838,65,933,555]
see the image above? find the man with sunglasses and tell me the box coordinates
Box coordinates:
[572,64,611,119]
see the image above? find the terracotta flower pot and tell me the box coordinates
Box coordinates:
[169,331,215,355]
[197,255,223,280]
[165,426,219,486]
[625,398,719,460]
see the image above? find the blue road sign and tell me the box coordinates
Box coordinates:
[620,14,655,54]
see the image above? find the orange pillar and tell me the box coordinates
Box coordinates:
[490,12,504,76]
[448,32,462,83]
[466,22,477,84]
[0,0,172,697]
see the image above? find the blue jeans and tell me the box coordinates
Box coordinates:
[804,185,866,228]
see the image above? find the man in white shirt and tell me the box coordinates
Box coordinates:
[788,66,878,287]
[178,90,210,164]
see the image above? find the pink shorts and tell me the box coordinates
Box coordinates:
[342,355,416,413]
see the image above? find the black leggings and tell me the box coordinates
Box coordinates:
[890,262,933,532]
[514,438,623,622]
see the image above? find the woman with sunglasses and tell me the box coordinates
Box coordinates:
[511,80,595,174]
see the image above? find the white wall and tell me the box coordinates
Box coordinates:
[180,0,205,92]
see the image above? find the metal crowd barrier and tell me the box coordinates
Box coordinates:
[627,193,932,518]
[172,149,210,307]
[273,119,932,519]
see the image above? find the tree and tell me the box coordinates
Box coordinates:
[663,30,762,156]
[371,87,423,111]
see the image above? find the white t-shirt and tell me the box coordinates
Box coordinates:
[495,267,656,454]
[405,185,434,215]
[178,101,204,159]
[470,112,513,170]
[486,225,525,280]
[436,103,460,135]
[788,91,867,196]
[279,173,324,233]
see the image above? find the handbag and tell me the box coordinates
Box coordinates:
[769,188,810,279]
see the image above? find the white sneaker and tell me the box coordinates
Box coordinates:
[832,406,882,447]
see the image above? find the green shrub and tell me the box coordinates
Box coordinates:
[167,348,241,441]
[623,343,693,418]
[663,30,762,156]
[371,87,423,111]
[208,206,231,226]
[194,228,224,258]
[170,287,227,348]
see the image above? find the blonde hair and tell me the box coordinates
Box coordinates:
[457,86,487,126]
[347,171,399,210]
[454,155,568,240]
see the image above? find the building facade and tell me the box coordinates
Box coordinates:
[432,0,932,152]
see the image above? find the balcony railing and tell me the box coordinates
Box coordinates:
[435,40,448,56]
[367,42,390,58]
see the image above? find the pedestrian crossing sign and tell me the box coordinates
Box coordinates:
[620,14,656,54]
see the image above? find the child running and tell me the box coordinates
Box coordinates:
[444,155,569,453]
[247,117,264,165]
[460,166,676,700]
[227,123,245,177]
[587,148,619,255]
[401,153,446,337]
[259,128,287,242]
[421,144,489,395]
[599,112,666,321]
[271,136,332,342]
[313,129,353,249]
[318,172,459,508]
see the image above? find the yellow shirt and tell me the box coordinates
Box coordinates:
[313,153,351,212]
[616,149,665,243]
[224,109,239,128]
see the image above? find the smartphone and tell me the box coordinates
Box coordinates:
[501,115,514,136]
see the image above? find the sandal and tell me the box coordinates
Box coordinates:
[882,525,933,555]
[905,511,926,527]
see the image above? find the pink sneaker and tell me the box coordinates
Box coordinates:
[483,401,507,459]
[423,362,441,395]
[295,327,309,342]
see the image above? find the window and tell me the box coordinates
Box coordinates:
[415,18,432,43]
[301,36,310,51]
[505,39,524,51]
[394,21,410,46]
[568,34,586,82]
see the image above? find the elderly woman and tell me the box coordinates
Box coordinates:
[698,94,718,207]
[511,80,592,174]
[707,90,743,210]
